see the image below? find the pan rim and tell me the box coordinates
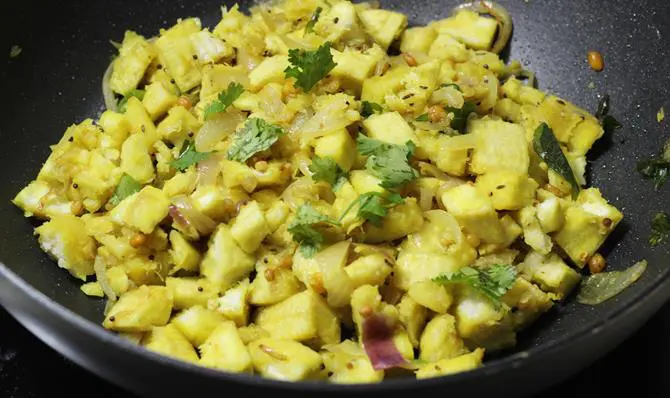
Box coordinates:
[1,259,669,392]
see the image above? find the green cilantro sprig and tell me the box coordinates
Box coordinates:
[433,264,517,306]
[170,140,210,171]
[356,135,418,189]
[288,204,340,258]
[338,192,404,227]
[204,82,244,120]
[227,118,284,163]
[109,174,142,205]
[285,42,337,92]
[309,156,347,190]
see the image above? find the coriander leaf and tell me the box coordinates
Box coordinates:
[637,158,670,190]
[285,42,337,92]
[305,7,323,33]
[440,83,462,92]
[433,264,517,305]
[204,82,244,120]
[649,212,670,246]
[288,204,339,258]
[338,192,404,226]
[445,101,476,133]
[356,135,418,189]
[227,118,284,163]
[577,260,647,305]
[361,101,383,118]
[356,134,387,156]
[118,89,146,113]
[170,140,211,171]
[533,123,580,198]
[415,113,430,122]
[109,174,142,205]
[309,156,347,189]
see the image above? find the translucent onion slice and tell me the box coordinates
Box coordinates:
[577,260,647,305]
[170,196,217,236]
[195,110,245,153]
[102,61,118,112]
[196,152,224,187]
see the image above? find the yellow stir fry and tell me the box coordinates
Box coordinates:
[13,0,624,383]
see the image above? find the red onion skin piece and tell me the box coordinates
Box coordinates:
[362,314,408,371]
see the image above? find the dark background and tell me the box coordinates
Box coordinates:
[1,303,669,397]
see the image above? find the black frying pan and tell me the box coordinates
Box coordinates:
[0,0,669,397]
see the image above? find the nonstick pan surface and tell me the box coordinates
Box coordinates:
[0,0,669,397]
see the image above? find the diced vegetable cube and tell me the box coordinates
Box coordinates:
[536,194,566,233]
[80,282,104,297]
[199,321,253,373]
[519,251,582,300]
[34,215,96,280]
[103,285,173,332]
[361,65,410,104]
[166,277,217,310]
[99,110,131,149]
[415,349,484,379]
[155,18,203,92]
[171,305,225,346]
[314,129,357,172]
[441,184,506,244]
[358,9,408,50]
[120,134,155,184]
[125,97,159,145]
[157,106,202,145]
[428,33,469,63]
[517,206,553,255]
[453,287,516,351]
[322,340,384,383]
[110,186,169,234]
[400,26,437,54]
[330,45,386,94]
[110,31,156,95]
[408,281,453,314]
[255,290,341,348]
[142,324,199,363]
[419,314,467,362]
[238,324,271,345]
[208,278,250,327]
[248,338,323,381]
[168,230,202,274]
[501,278,554,329]
[315,1,367,46]
[230,201,270,253]
[435,10,498,50]
[189,29,234,64]
[249,267,303,306]
[364,198,424,243]
[475,170,538,210]
[470,118,529,175]
[249,55,290,91]
[142,82,178,120]
[200,225,255,291]
[345,254,392,288]
[554,188,623,267]
[397,295,428,348]
[363,111,417,146]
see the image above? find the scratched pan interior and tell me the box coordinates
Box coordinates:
[0,0,669,397]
